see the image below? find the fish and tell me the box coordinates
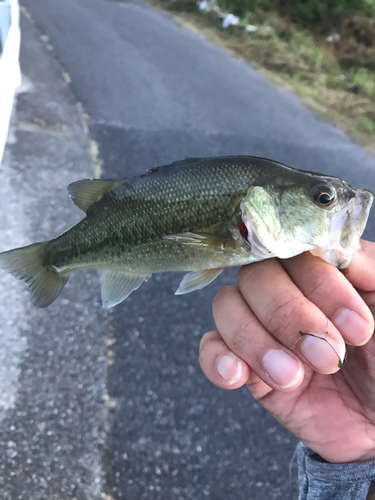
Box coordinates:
[0,156,372,308]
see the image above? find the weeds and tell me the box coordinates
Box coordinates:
[154,0,375,147]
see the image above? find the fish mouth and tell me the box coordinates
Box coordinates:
[354,189,373,236]
[320,188,373,269]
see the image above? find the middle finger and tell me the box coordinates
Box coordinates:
[281,252,374,346]
[237,259,346,374]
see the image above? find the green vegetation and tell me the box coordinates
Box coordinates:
[154,0,375,147]
[218,0,375,26]
[166,0,375,27]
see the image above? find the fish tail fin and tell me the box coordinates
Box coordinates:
[0,242,69,308]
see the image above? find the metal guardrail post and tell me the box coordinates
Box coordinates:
[0,0,12,52]
[0,0,21,165]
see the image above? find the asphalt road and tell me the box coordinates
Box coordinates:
[14,0,375,498]
[0,15,107,500]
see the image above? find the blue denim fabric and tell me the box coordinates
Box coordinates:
[297,443,375,499]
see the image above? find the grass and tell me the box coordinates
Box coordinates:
[151,1,375,149]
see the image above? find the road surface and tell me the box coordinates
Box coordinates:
[3,0,375,498]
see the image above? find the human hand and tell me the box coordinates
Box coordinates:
[199,240,375,463]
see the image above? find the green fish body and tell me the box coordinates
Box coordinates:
[0,156,372,308]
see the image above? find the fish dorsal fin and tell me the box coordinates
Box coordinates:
[175,268,224,295]
[101,270,151,308]
[184,157,201,163]
[68,179,117,213]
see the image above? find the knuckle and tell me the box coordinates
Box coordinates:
[300,264,337,299]
[238,261,262,287]
[238,259,281,288]
[231,314,257,352]
[264,293,307,338]
[212,285,238,312]
[237,264,251,283]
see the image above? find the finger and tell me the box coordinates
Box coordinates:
[358,291,375,318]
[212,286,305,390]
[345,240,375,292]
[200,330,276,399]
[281,251,374,346]
[199,330,250,389]
[237,261,346,374]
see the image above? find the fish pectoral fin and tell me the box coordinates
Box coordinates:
[101,270,151,308]
[68,179,118,213]
[163,232,224,251]
[175,268,224,295]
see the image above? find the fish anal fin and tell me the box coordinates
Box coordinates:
[68,179,117,213]
[175,268,224,295]
[163,232,225,251]
[101,270,151,308]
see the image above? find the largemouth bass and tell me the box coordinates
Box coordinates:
[0,156,372,308]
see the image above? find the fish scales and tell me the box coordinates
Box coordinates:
[0,156,372,308]
[47,158,263,272]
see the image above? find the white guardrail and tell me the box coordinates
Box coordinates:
[0,0,21,164]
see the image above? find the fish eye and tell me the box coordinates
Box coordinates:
[311,185,336,209]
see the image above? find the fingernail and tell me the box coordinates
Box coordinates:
[216,354,242,385]
[301,333,346,373]
[262,350,303,389]
[333,309,372,345]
